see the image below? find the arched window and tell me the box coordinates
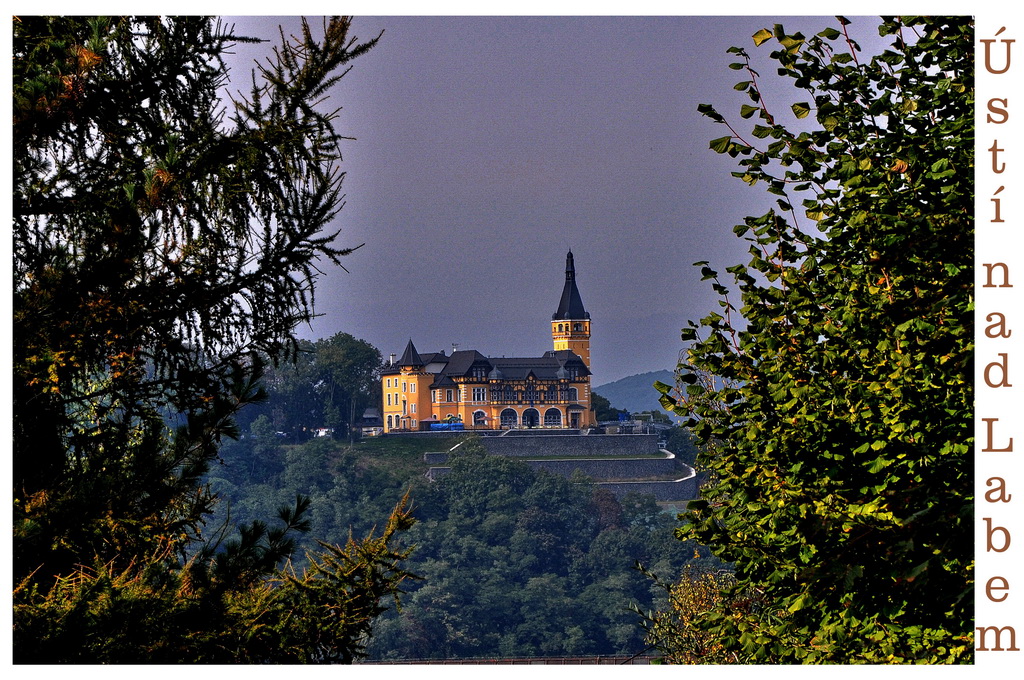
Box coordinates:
[544,408,562,427]
[387,415,393,429]
[523,408,540,428]
[573,323,582,331]
[473,410,487,426]
[567,387,578,401]
[500,409,518,428]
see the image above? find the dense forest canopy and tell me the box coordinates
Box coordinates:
[210,429,716,660]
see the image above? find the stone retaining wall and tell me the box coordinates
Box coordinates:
[597,477,697,502]
[508,456,677,480]
[421,433,696,502]
[479,433,659,458]
[424,450,676,480]
[424,464,697,502]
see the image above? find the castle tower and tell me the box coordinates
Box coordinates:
[551,250,591,368]
[381,339,432,432]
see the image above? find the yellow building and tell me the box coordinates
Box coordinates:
[382,251,595,432]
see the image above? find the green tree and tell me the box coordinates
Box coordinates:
[637,564,739,664]
[656,16,973,663]
[312,332,383,440]
[256,340,322,437]
[14,495,416,663]
[664,426,699,467]
[234,333,383,440]
[13,15,413,662]
[592,391,629,421]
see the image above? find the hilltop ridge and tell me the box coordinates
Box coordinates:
[593,370,675,415]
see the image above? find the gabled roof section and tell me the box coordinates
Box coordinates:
[488,353,590,381]
[552,250,590,320]
[397,339,424,368]
[419,351,449,365]
[545,350,592,377]
[438,350,490,377]
[429,350,492,388]
[432,374,457,387]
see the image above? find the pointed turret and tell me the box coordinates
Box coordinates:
[552,250,590,320]
[397,339,424,368]
[550,251,591,368]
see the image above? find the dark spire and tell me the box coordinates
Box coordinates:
[552,250,589,320]
[397,339,424,367]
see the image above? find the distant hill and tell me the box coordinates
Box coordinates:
[593,370,675,415]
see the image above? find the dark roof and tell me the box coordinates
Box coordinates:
[419,351,449,365]
[483,352,589,382]
[440,349,488,375]
[397,339,424,368]
[552,250,589,320]
[359,408,383,425]
[428,350,489,389]
[421,347,589,387]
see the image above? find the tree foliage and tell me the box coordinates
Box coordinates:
[12,15,413,662]
[592,391,629,422]
[656,16,973,663]
[243,332,384,440]
[357,437,709,660]
[14,496,416,663]
[636,564,739,664]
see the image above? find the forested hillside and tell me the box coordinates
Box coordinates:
[209,431,718,660]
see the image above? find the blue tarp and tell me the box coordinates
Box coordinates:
[430,422,464,431]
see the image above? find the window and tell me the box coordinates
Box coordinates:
[431,390,437,403]
[568,387,578,401]
[574,323,582,331]
[473,410,487,426]
[402,382,407,392]
[446,389,454,402]
[500,409,518,428]
[386,394,391,406]
[387,415,393,429]
[544,408,562,427]
[472,387,487,401]
[386,378,391,388]
[410,383,416,393]
[411,403,416,414]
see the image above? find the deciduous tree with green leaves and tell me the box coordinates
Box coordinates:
[656,16,973,663]
[13,15,414,662]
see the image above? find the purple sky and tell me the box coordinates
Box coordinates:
[223,16,884,385]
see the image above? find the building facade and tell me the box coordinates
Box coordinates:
[381,251,595,432]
